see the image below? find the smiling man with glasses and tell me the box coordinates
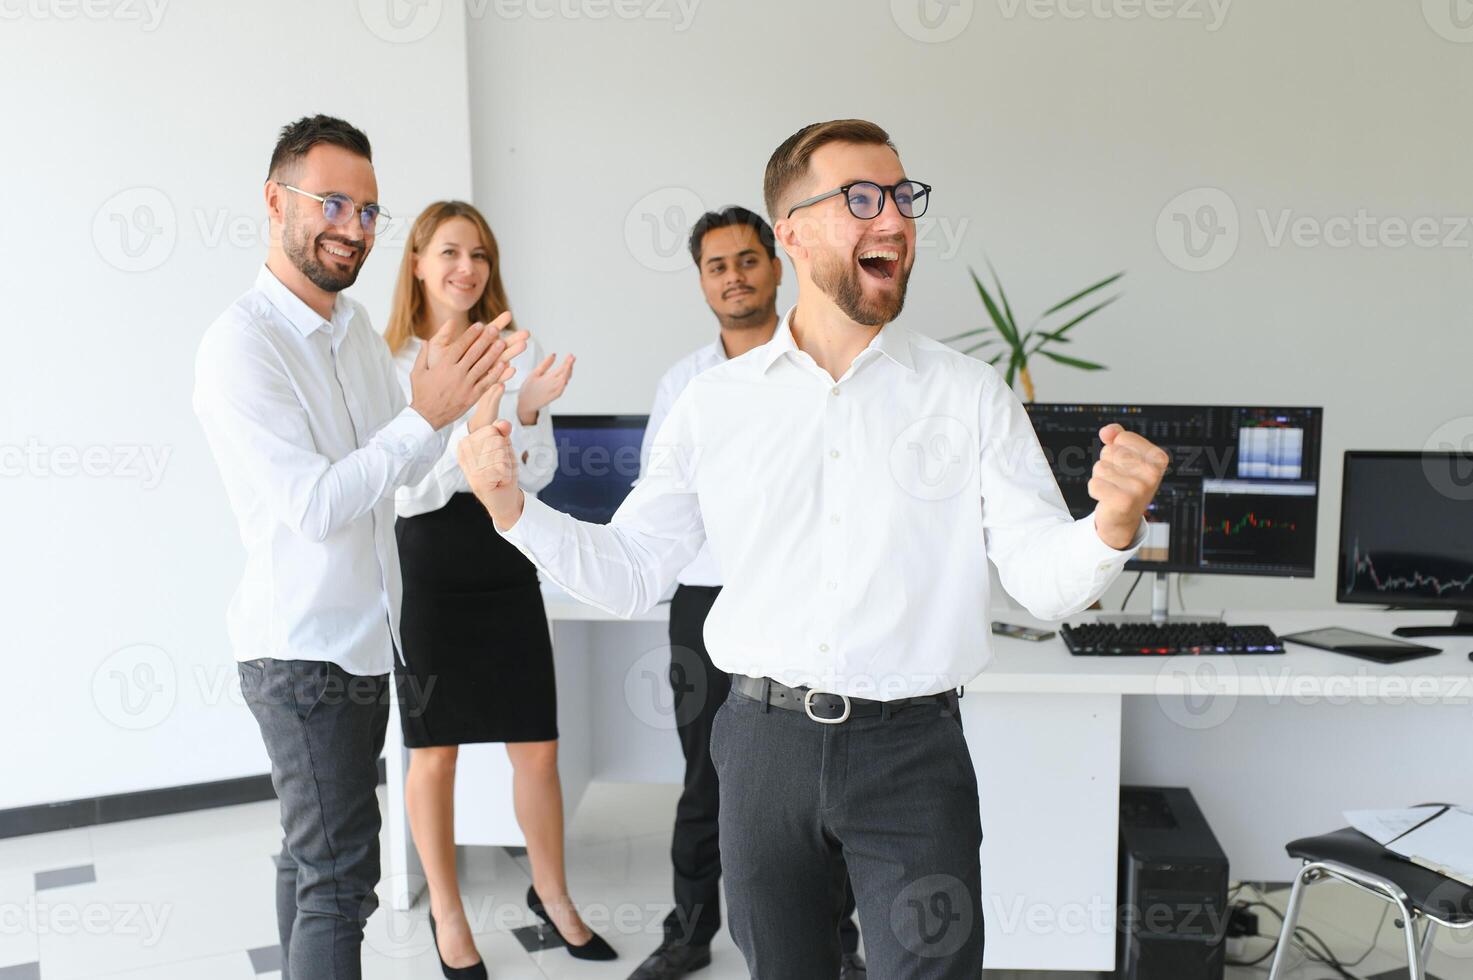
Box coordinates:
[458,118,1169,978]
[193,115,523,980]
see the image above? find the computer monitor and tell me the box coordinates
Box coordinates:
[1025,403,1324,620]
[1338,451,1473,636]
[535,414,647,524]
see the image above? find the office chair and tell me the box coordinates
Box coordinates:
[1266,819,1473,980]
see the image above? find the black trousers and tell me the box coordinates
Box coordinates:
[713,685,984,979]
[239,658,390,980]
[662,584,860,951]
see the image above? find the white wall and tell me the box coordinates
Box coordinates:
[1,1,474,809]
[464,0,1473,615]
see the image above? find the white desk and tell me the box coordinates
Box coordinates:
[385,601,1473,972]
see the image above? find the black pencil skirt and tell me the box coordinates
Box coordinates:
[394,492,557,747]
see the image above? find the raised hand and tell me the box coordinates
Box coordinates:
[1089,423,1170,550]
[457,382,525,529]
[517,352,576,425]
[410,312,528,429]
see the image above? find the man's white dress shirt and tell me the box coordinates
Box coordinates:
[502,309,1145,699]
[639,337,728,588]
[194,265,446,676]
[392,333,556,517]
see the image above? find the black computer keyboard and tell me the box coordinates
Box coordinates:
[1061,622,1285,656]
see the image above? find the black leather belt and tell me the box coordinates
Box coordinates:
[731,674,958,725]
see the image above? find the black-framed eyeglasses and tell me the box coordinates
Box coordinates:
[281,184,391,234]
[786,180,931,220]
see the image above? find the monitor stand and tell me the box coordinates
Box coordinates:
[1096,572,1224,625]
[1390,609,1473,638]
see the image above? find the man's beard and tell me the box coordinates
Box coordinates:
[717,292,777,332]
[283,218,365,293]
[811,249,909,327]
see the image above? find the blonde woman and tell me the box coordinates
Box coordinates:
[386,201,611,977]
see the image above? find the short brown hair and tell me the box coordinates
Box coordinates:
[267,114,372,181]
[763,119,897,221]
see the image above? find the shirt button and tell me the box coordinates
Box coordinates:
[826,581,838,591]
[830,515,840,524]
[830,449,840,459]
[819,643,830,652]
[831,386,840,396]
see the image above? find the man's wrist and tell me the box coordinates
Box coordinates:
[409,399,444,430]
[1094,512,1137,551]
[490,488,526,532]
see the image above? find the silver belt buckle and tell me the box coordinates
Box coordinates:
[803,688,851,725]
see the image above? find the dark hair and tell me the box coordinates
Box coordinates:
[267,115,373,181]
[687,206,777,266]
[763,119,897,221]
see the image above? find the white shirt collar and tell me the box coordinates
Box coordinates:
[255,264,352,346]
[755,306,916,375]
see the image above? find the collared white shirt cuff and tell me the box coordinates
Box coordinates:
[498,490,561,552]
[381,406,438,461]
[1078,511,1148,578]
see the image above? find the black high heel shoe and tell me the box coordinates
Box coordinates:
[428,911,488,980]
[527,884,618,960]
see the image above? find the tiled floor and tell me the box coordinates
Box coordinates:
[2,783,1468,978]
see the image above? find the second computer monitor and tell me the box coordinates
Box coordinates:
[536,414,647,524]
[1337,452,1473,611]
[1024,403,1323,577]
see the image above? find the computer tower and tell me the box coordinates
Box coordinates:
[1117,786,1229,980]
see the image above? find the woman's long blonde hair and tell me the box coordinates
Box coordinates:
[384,200,515,354]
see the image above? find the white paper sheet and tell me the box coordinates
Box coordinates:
[1345,806,1444,846]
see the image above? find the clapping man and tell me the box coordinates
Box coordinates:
[194,115,525,979]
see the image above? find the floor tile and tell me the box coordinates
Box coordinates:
[67,951,257,980]
[362,929,546,979]
[31,858,277,980]
[87,800,281,882]
[21,780,1461,980]
[0,830,92,881]
[245,944,280,973]
[34,865,95,892]
[0,869,40,967]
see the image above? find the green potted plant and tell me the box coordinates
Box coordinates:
[943,262,1123,403]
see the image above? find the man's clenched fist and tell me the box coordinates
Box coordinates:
[1089,423,1170,550]
[457,383,525,530]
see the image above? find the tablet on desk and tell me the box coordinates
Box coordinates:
[1280,627,1442,664]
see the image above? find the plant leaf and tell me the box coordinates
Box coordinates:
[986,353,1005,366]
[985,256,1021,338]
[1039,296,1119,341]
[1004,348,1025,388]
[939,328,988,343]
[969,267,1019,347]
[947,333,999,348]
[1038,349,1106,371]
[962,340,1000,355]
[1040,272,1124,317]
